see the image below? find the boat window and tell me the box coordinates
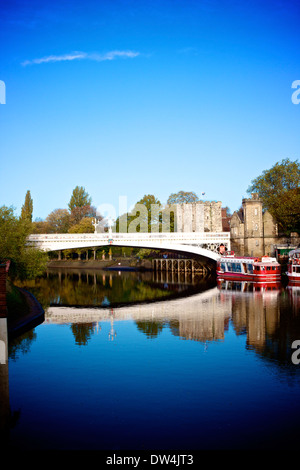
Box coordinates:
[236,263,242,272]
[227,263,232,272]
[266,266,271,271]
[221,263,226,271]
[247,264,253,273]
[231,263,242,272]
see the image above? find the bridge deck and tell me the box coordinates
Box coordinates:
[27,232,230,261]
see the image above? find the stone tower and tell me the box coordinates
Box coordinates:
[242,193,264,256]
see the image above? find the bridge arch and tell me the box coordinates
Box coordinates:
[27,232,228,264]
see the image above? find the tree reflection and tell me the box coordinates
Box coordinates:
[70,323,95,346]
[8,329,37,361]
[135,321,165,339]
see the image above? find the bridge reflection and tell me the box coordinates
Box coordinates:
[3,280,300,445]
[42,280,300,365]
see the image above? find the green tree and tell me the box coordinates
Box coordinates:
[68,186,92,212]
[167,190,199,204]
[21,190,33,222]
[0,205,48,280]
[116,194,177,232]
[247,158,300,234]
[68,216,95,233]
[128,194,161,232]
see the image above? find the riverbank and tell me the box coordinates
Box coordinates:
[47,258,153,271]
[6,282,44,339]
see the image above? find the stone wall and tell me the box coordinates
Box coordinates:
[174,201,222,233]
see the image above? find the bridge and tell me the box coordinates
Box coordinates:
[27,231,230,263]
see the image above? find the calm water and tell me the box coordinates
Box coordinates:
[4,268,300,450]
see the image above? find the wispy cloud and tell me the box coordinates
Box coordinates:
[21,50,140,66]
[177,47,198,56]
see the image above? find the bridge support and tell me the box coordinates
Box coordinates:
[153,258,210,275]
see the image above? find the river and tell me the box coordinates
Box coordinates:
[4,268,300,450]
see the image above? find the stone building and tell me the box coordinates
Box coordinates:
[173,201,223,233]
[230,193,278,256]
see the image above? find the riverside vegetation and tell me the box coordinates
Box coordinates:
[1,159,299,325]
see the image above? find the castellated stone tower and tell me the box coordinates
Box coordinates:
[172,201,223,233]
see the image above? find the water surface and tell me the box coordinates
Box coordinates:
[4,269,300,450]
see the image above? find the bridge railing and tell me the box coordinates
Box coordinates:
[28,232,230,243]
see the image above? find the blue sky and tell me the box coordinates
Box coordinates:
[0,0,299,220]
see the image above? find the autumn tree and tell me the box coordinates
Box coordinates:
[45,209,71,233]
[21,190,33,222]
[69,204,97,225]
[247,158,300,234]
[31,218,50,234]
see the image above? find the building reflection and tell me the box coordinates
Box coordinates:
[4,276,300,445]
[40,279,300,367]
[218,280,300,368]
[44,286,232,344]
[218,280,282,352]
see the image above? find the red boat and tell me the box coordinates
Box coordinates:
[216,251,281,282]
[286,249,300,284]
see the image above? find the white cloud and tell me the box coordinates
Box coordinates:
[21,50,140,66]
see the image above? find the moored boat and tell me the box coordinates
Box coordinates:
[216,251,281,282]
[286,248,300,284]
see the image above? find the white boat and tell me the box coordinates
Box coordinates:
[286,248,300,285]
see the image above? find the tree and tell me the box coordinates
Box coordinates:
[68,217,95,233]
[21,190,33,222]
[247,158,300,233]
[45,209,71,233]
[69,204,97,226]
[0,205,48,280]
[115,194,178,233]
[31,218,51,234]
[68,186,92,212]
[128,194,161,232]
[167,191,199,204]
